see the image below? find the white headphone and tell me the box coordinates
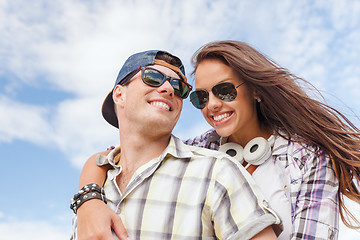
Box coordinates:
[219,137,272,169]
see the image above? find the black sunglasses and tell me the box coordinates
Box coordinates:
[121,67,192,99]
[190,82,245,109]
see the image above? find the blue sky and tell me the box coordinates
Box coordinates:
[1,0,360,239]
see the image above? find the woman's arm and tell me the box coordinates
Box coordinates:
[76,151,129,240]
[78,151,111,189]
[292,149,339,239]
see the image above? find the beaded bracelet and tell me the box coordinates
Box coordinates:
[70,183,107,214]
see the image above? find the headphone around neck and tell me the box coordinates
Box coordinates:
[219,137,273,169]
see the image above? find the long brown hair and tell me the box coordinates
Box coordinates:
[192,40,360,229]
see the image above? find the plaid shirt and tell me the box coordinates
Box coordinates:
[184,129,339,240]
[82,135,281,240]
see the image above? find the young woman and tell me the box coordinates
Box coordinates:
[74,40,360,240]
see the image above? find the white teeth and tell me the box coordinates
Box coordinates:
[151,101,170,110]
[213,113,231,121]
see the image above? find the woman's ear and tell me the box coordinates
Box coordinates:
[253,89,262,102]
[254,95,262,103]
[113,85,126,108]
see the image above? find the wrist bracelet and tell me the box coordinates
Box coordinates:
[72,183,105,201]
[70,191,107,214]
[70,183,106,214]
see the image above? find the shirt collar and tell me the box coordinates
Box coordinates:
[96,134,194,168]
[271,135,290,155]
[161,134,194,160]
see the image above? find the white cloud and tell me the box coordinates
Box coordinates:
[0,95,53,144]
[0,211,72,240]
[52,97,119,168]
[0,0,232,168]
[329,0,360,30]
[1,0,360,167]
[0,220,70,240]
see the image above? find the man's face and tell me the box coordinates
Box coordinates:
[114,64,183,136]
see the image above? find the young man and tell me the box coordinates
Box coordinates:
[71,50,282,239]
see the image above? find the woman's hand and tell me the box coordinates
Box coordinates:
[77,199,129,240]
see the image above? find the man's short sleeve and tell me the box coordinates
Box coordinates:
[209,155,282,239]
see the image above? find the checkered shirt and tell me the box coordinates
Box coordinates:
[92,135,281,240]
[184,129,339,240]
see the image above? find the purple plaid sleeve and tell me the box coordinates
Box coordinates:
[290,143,339,240]
[183,129,221,150]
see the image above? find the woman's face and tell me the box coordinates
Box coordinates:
[194,58,263,144]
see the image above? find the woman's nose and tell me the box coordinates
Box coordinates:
[206,92,222,111]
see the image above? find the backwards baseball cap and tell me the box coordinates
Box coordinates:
[102,50,187,128]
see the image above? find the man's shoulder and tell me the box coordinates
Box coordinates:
[173,134,237,163]
[174,135,220,155]
[187,143,225,157]
[185,142,242,170]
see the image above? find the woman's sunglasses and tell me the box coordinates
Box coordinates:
[190,82,245,109]
[121,66,192,99]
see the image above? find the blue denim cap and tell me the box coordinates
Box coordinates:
[102,50,186,128]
